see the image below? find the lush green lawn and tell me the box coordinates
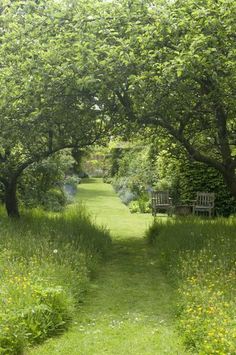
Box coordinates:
[29,179,187,354]
[75,178,153,240]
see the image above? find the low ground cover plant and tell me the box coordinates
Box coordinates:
[0,206,111,354]
[128,196,151,214]
[147,217,236,354]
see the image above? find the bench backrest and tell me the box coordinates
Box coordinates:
[196,192,215,206]
[151,191,170,205]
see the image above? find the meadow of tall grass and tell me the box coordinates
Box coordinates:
[147,217,236,354]
[0,205,111,354]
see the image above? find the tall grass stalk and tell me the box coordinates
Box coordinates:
[0,205,111,354]
[146,217,236,354]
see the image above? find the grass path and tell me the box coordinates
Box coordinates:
[29,179,187,354]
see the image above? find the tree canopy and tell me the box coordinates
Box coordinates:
[76,0,236,198]
[0,0,109,216]
[0,0,235,216]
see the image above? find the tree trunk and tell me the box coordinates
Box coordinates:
[5,178,20,218]
[222,168,236,200]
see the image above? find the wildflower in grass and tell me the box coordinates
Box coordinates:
[0,206,111,354]
[147,218,236,354]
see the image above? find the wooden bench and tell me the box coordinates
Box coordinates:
[151,191,172,216]
[192,192,215,217]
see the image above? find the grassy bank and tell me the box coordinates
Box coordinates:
[147,217,236,354]
[0,205,111,354]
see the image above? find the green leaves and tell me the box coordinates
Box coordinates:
[0,0,236,215]
[0,0,112,215]
[75,0,236,198]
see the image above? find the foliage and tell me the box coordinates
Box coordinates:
[129,196,151,214]
[63,174,81,204]
[78,0,236,199]
[112,177,137,205]
[0,205,111,354]
[151,145,236,215]
[71,148,90,176]
[107,143,155,209]
[0,0,109,217]
[82,146,110,178]
[147,218,236,354]
[110,138,236,215]
[1,0,236,218]
[40,188,67,212]
[109,148,125,177]
[18,152,74,211]
[177,157,236,216]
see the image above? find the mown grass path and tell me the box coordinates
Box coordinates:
[29,179,187,354]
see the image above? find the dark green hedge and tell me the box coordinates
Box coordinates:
[177,158,236,216]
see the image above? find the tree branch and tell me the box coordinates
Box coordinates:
[150,116,225,172]
[13,135,101,179]
[116,88,228,173]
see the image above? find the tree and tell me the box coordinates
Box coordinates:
[0,0,108,217]
[77,0,236,199]
[1,0,236,217]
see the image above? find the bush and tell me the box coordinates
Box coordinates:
[41,188,67,212]
[152,178,172,191]
[147,218,236,354]
[129,195,151,213]
[64,175,81,189]
[112,177,137,205]
[118,189,136,205]
[18,153,75,211]
[129,200,140,213]
[63,175,81,203]
[0,206,111,354]
[175,157,236,216]
[104,141,236,216]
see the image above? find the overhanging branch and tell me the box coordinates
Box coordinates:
[14,136,100,179]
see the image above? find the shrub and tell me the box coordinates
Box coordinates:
[129,195,151,213]
[41,188,67,212]
[0,206,111,353]
[147,218,236,354]
[129,200,140,213]
[175,157,236,216]
[153,178,172,191]
[18,152,77,212]
[118,189,136,205]
[63,175,81,203]
[112,177,137,205]
[104,141,236,215]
